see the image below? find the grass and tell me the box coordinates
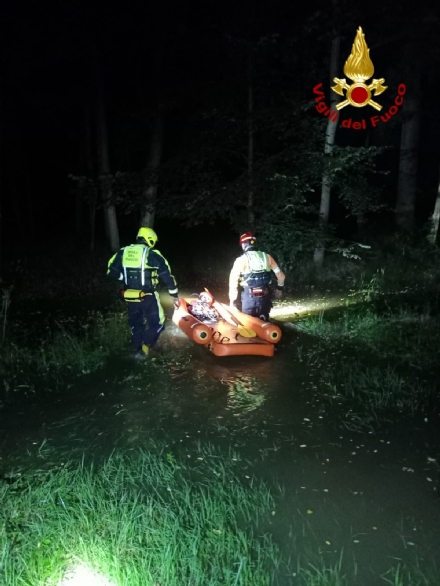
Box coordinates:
[2,443,439,586]
[296,301,440,368]
[381,562,440,586]
[1,444,282,586]
[318,362,429,431]
[0,309,130,399]
[293,287,440,431]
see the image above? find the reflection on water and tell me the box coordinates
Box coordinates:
[223,375,267,415]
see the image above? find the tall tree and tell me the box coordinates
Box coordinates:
[140,112,164,228]
[313,0,340,267]
[94,50,120,252]
[429,158,440,245]
[139,16,166,229]
[247,49,255,228]
[83,101,98,251]
[0,88,2,283]
[395,70,421,231]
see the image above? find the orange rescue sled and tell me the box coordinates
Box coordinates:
[173,298,282,357]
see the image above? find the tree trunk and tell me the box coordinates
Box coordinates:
[247,51,255,229]
[140,113,164,228]
[395,74,421,231]
[94,52,120,252]
[429,161,440,245]
[83,102,97,251]
[93,47,120,252]
[23,146,35,239]
[0,90,2,283]
[356,130,371,235]
[313,29,340,267]
[75,145,83,237]
[8,150,25,240]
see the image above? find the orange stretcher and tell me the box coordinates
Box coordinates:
[172,298,281,357]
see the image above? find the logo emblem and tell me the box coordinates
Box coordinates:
[332,27,387,111]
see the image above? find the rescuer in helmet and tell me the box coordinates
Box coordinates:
[229,232,285,321]
[188,290,219,323]
[107,227,179,360]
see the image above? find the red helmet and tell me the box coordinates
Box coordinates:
[199,290,214,306]
[239,232,256,246]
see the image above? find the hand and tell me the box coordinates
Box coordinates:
[274,289,283,300]
[229,300,237,308]
[173,297,180,310]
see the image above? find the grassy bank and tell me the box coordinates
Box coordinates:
[2,443,438,586]
[1,444,282,585]
[0,307,129,405]
[294,294,440,431]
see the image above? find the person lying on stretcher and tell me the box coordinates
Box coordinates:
[188,291,220,323]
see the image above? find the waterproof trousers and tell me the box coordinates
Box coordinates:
[126,293,165,351]
[241,287,272,322]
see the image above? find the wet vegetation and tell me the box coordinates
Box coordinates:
[1,445,283,586]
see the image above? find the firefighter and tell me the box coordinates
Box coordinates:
[107,227,179,360]
[229,232,285,321]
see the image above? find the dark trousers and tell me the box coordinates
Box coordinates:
[241,288,272,321]
[126,294,165,351]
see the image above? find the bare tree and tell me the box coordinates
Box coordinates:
[395,72,421,231]
[81,101,98,251]
[429,159,440,245]
[140,112,164,228]
[247,50,255,228]
[313,4,340,267]
[94,51,120,252]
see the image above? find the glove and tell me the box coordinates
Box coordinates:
[274,287,283,300]
[173,297,180,310]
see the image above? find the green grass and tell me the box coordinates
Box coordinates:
[0,310,129,397]
[318,362,429,431]
[295,304,440,370]
[1,444,282,586]
[294,297,439,431]
[2,444,438,586]
[381,562,439,586]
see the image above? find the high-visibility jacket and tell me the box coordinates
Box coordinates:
[229,249,285,303]
[107,244,178,297]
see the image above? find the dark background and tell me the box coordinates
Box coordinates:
[1,0,440,256]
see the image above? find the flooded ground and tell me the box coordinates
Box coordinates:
[1,286,440,585]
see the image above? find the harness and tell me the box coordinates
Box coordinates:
[121,244,158,301]
[241,250,272,297]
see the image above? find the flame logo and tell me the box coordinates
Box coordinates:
[332,27,387,110]
[343,27,374,83]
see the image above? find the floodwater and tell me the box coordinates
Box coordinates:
[1,289,440,585]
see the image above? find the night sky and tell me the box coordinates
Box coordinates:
[1,0,440,250]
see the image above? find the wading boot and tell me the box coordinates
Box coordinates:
[134,344,149,360]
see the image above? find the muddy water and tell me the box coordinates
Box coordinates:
[1,291,440,585]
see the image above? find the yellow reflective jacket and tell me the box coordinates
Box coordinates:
[107,244,178,296]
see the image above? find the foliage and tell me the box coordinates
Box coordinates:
[328,146,390,219]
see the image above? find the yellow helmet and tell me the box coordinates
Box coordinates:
[137,227,158,248]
